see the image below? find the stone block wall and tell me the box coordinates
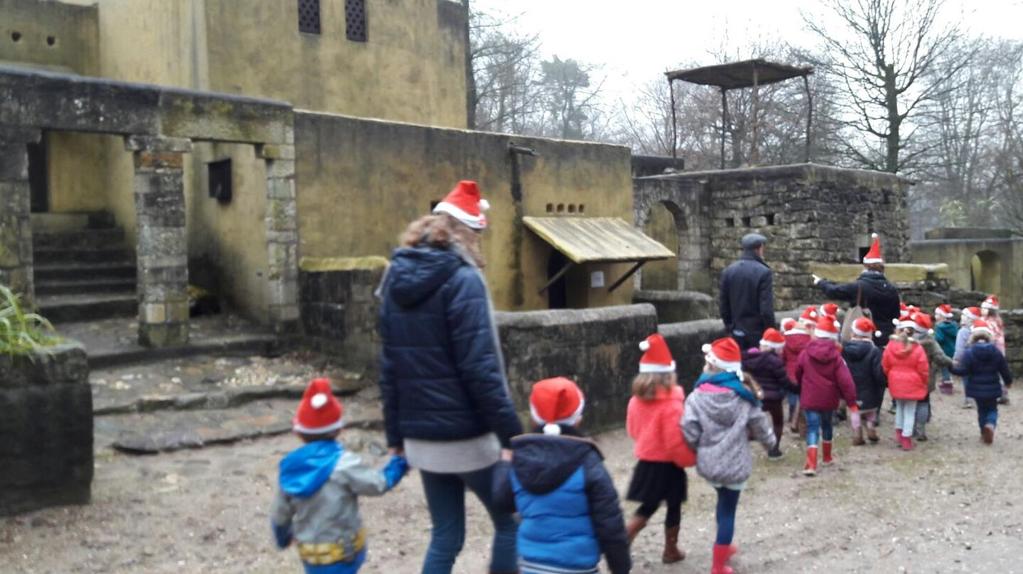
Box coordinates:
[636,164,911,310]
[496,304,658,432]
[633,289,716,323]
[298,257,389,380]
[0,343,92,516]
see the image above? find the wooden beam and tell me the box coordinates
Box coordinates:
[608,261,646,293]
[538,261,574,295]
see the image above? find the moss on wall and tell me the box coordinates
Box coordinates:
[294,112,634,312]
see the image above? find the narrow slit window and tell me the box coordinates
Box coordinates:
[346,0,367,42]
[208,159,233,204]
[741,216,751,227]
[298,0,321,34]
[766,213,776,226]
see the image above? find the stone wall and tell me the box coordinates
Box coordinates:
[298,257,389,380]
[633,289,716,323]
[0,343,92,516]
[496,304,658,431]
[635,164,912,309]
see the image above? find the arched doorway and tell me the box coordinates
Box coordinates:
[971,250,1001,294]
[641,201,681,290]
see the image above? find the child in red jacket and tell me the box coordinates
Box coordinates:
[625,334,696,564]
[783,308,816,433]
[794,316,860,476]
[883,317,930,451]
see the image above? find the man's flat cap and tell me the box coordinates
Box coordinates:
[741,233,767,249]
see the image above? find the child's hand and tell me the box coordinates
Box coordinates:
[849,408,861,431]
[383,455,409,490]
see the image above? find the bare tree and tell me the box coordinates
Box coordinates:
[468,7,543,133]
[804,0,972,174]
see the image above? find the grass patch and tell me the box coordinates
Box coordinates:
[0,284,59,355]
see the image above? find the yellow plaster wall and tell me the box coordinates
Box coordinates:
[294,112,634,311]
[187,143,271,322]
[203,0,467,127]
[0,0,99,75]
[641,204,679,290]
[46,132,108,213]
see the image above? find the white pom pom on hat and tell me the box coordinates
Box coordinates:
[479,199,491,211]
[311,393,328,409]
[639,340,651,351]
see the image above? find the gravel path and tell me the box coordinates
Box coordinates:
[1,390,1020,573]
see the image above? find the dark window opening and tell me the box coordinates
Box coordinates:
[430,200,441,211]
[46,35,56,47]
[546,203,554,213]
[547,250,568,310]
[578,204,585,214]
[725,217,735,227]
[766,213,776,226]
[556,203,565,213]
[741,216,751,227]
[858,247,870,262]
[208,159,232,204]
[28,140,48,213]
[11,31,22,42]
[298,0,321,34]
[568,204,576,213]
[345,0,367,42]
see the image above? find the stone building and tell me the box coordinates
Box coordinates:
[634,164,912,312]
[1,0,665,347]
[911,228,1023,308]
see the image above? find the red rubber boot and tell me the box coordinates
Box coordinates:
[711,543,735,574]
[802,446,818,476]
[822,440,834,465]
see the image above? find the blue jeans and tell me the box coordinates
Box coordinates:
[975,398,999,429]
[420,465,518,574]
[804,410,833,446]
[714,487,741,545]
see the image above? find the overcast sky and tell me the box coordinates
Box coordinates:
[473,0,1023,105]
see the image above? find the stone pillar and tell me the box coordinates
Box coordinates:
[125,135,192,347]
[0,126,40,307]
[258,142,300,332]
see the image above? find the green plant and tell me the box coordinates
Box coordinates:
[0,284,59,355]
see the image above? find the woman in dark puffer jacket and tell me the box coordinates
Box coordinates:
[378,181,523,574]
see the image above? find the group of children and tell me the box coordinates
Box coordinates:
[267,297,1012,574]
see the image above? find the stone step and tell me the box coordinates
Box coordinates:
[33,247,136,265]
[97,397,383,454]
[30,212,117,233]
[32,228,126,251]
[34,277,137,296]
[87,332,281,370]
[34,261,137,282]
[37,293,137,323]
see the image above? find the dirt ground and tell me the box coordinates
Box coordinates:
[2,389,1022,574]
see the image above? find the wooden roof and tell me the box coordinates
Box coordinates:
[523,217,674,264]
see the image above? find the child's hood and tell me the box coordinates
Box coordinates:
[888,338,918,358]
[971,342,1001,362]
[805,338,841,364]
[692,385,745,428]
[510,434,599,495]
[279,440,343,498]
[842,339,875,362]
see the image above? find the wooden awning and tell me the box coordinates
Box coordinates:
[523,217,674,264]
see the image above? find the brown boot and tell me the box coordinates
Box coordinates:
[626,515,648,545]
[662,525,685,564]
[852,426,866,446]
[866,424,879,443]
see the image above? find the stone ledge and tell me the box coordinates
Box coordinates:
[810,263,949,284]
[299,256,389,273]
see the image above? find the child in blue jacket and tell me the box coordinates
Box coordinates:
[493,377,631,574]
[933,305,959,395]
[951,322,1013,444]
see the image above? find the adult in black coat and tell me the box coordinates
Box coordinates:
[719,233,776,350]
[814,268,901,348]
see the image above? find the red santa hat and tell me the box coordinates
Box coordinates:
[819,302,839,318]
[962,306,981,322]
[702,337,743,376]
[971,319,994,338]
[530,377,585,435]
[982,294,1000,310]
[760,328,786,350]
[781,318,801,335]
[911,313,934,335]
[432,180,490,230]
[862,233,884,265]
[293,378,344,434]
[934,304,953,320]
[639,334,675,373]
[814,316,842,340]
[799,306,819,327]
[894,308,916,331]
[851,317,881,339]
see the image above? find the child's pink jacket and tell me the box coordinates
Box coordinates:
[627,386,696,468]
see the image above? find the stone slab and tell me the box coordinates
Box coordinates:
[810,263,949,284]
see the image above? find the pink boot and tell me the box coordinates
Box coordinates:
[899,434,915,451]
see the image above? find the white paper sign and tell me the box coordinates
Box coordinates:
[590,271,605,288]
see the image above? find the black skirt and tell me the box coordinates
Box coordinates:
[626,461,688,505]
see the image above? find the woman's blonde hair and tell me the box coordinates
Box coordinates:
[400,213,485,268]
[632,372,677,400]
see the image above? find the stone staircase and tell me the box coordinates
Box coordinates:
[32,214,138,323]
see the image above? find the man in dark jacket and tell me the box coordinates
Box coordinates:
[813,234,901,348]
[720,233,776,350]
